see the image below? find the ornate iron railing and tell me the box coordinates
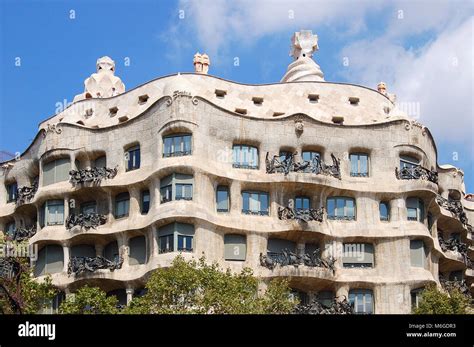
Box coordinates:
[278,201,324,223]
[242,209,269,216]
[294,296,354,314]
[265,152,341,179]
[395,166,438,184]
[260,248,336,272]
[163,150,192,158]
[0,258,20,280]
[67,256,123,276]
[16,179,38,206]
[438,236,471,266]
[327,215,356,221]
[69,167,118,185]
[439,277,470,297]
[66,213,107,230]
[10,225,37,241]
[435,195,469,226]
[232,163,259,170]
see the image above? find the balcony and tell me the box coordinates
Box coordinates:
[278,203,324,223]
[440,277,470,296]
[65,213,107,230]
[438,236,471,266]
[69,167,118,185]
[67,256,123,276]
[435,195,469,226]
[295,296,354,314]
[265,152,341,179]
[9,225,37,241]
[16,179,38,206]
[395,166,438,184]
[260,249,336,272]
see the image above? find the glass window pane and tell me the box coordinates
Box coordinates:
[259,194,268,213]
[303,198,310,209]
[250,193,259,211]
[164,137,172,155]
[295,198,303,210]
[241,146,248,165]
[360,155,368,174]
[336,198,345,216]
[183,135,191,153]
[217,188,229,211]
[346,199,355,217]
[184,184,192,199]
[350,155,358,174]
[242,192,249,211]
[327,199,335,216]
[233,146,240,165]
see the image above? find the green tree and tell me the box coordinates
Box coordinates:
[125,255,296,314]
[59,285,119,314]
[413,285,470,314]
[0,237,57,314]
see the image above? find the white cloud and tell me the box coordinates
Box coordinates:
[339,17,473,146]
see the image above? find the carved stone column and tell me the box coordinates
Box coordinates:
[150,224,159,258]
[126,287,134,306]
[62,244,70,273]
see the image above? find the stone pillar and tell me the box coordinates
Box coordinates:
[151,224,159,258]
[126,287,134,306]
[36,205,42,231]
[62,244,70,273]
[95,244,104,257]
[117,233,130,268]
[129,187,140,215]
[247,232,266,268]
[336,284,349,301]
[70,152,77,171]
[107,191,114,222]
[64,196,70,221]
[390,198,405,222]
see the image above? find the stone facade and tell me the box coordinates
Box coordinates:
[0,31,473,313]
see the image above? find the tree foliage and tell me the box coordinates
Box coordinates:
[413,284,470,314]
[124,255,297,314]
[59,285,119,314]
[0,237,57,314]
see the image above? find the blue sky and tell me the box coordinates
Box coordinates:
[0,0,472,192]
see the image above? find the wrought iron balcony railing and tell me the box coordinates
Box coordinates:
[242,209,269,216]
[435,195,469,226]
[294,296,354,314]
[265,152,341,179]
[0,258,20,280]
[163,150,192,158]
[439,277,470,297]
[16,179,38,206]
[232,163,259,170]
[260,248,336,272]
[65,213,107,230]
[438,236,471,266]
[67,256,123,276]
[278,203,324,223]
[395,166,438,184]
[69,166,118,185]
[327,215,356,221]
[9,225,37,242]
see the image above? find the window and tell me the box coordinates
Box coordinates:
[216,186,230,212]
[125,145,140,171]
[5,222,15,238]
[242,191,269,216]
[400,155,419,170]
[342,243,374,268]
[94,155,106,168]
[129,235,147,265]
[411,288,424,310]
[71,244,95,258]
[224,234,246,261]
[317,291,335,308]
[141,190,150,214]
[160,174,193,203]
[157,222,195,254]
[295,196,310,211]
[349,289,374,314]
[80,201,97,215]
[38,292,65,314]
[407,198,424,222]
[301,151,320,172]
[115,192,130,218]
[232,145,259,169]
[379,202,390,221]
[42,158,70,186]
[103,241,120,263]
[163,134,192,157]
[6,182,17,203]
[410,240,426,268]
[350,153,369,177]
[267,238,296,258]
[34,245,63,277]
[327,197,356,220]
[40,200,65,227]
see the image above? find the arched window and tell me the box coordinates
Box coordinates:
[242,191,269,215]
[115,192,130,219]
[157,223,194,254]
[379,202,390,221]
[125,145,140,171]
[224,234,246,261]
[34,245,63,277]
[350,153,369,177]
[400,155,419,170]
[406,198,424,222]
[42,158,70,186]
[163,133,192,157]
[232,145,259,169]
[129,235,147,265]
[349,289,374,314]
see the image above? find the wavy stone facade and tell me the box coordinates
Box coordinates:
[1,37,473,313]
